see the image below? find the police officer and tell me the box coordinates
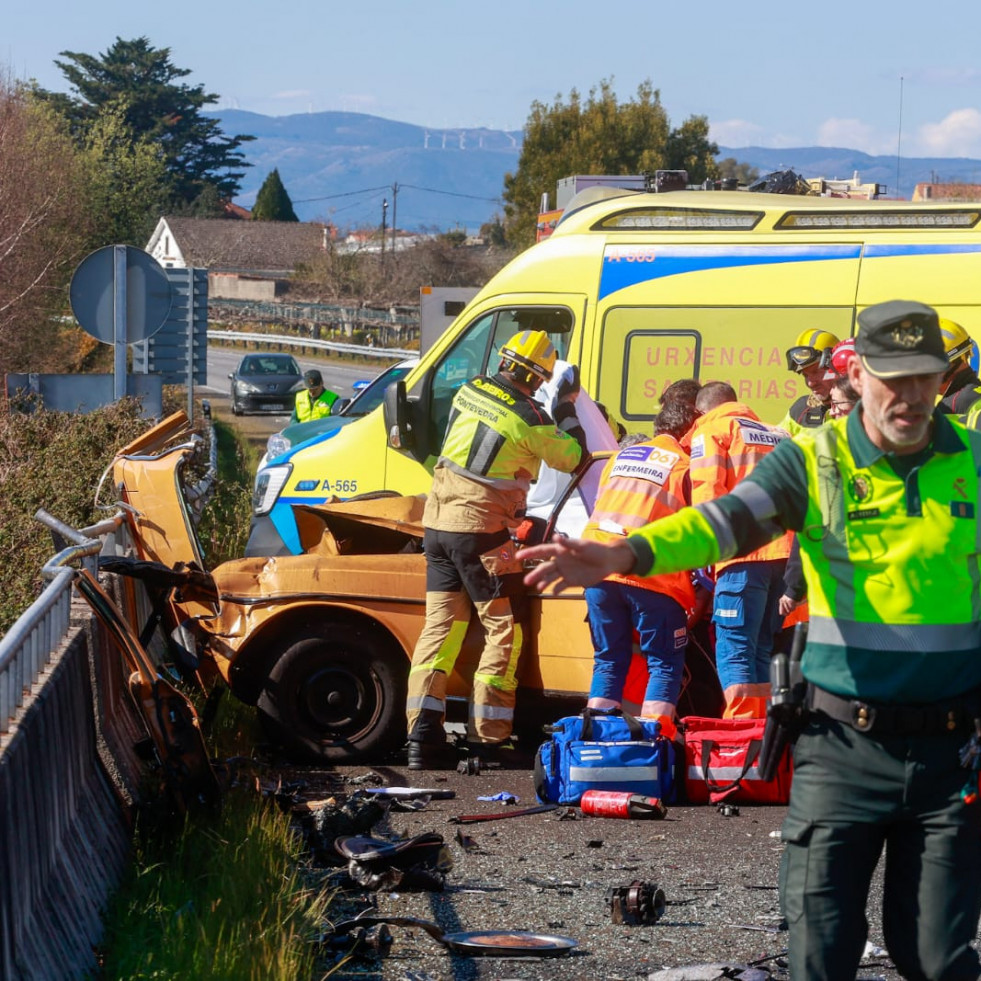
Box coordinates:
[938,318,981,415]
[405,330,586,769]
[778,328,840,435]
[291,369,338,423]
[522,300,981,980]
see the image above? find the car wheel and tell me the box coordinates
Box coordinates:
[231,393,242,415]
[257,622,407,763]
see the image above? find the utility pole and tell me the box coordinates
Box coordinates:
[391,182,399,254]
[381,198,388,258]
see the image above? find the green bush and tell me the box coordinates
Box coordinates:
[0,398,150,633]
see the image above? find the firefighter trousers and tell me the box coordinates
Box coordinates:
[406,528,528,745]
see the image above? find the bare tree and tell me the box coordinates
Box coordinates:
[0,76,93,372]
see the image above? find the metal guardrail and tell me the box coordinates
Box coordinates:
[209,329,416,361]
[0,409,218,736]
[210,296,419,328]
[0,514,122,734]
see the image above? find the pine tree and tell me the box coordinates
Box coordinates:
[34,36,253,206]
[252,169,299,222]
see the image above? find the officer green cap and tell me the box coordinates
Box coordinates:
[855,300,948,379]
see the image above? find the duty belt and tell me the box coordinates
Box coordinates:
[807,685,979,736]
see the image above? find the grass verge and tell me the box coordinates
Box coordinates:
[98,790,330,980]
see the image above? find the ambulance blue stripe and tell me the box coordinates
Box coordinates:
[270,502,303,554]
[863,243,981,257]
[599,244,862,299]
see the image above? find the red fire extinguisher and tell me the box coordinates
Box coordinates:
[580,790,667,820]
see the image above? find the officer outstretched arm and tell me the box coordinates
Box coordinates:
[523,537,635,594]
[524,435,808,594]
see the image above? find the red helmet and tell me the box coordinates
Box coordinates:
[820,337,856,378]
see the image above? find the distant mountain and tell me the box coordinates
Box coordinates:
[211,110,522,232]
[209,110,981,231]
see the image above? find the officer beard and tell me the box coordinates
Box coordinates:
[866,399,934,452]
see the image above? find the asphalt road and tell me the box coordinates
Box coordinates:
[300,754,898,981]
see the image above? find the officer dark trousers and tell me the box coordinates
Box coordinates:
[780,716,981,980]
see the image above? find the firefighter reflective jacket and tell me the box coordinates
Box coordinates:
[940,364,981,416]
[777,394,829,437]
[688,402,793,572]
[424,373,585,533]
[623,409,981,705]
[582,434,694,611]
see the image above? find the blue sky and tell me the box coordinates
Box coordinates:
[6,0,981,158]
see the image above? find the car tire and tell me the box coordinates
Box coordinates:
[231,394,242,416]
[257,621,407,763]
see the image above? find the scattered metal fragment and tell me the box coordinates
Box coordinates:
[334,833,453,892]
[717,802,740,817]
[454,829,479,852]
[607,880,667,925]
[449,803,558,824]
[587,839,603,848]
[521,875,582,890]
[648,965,773,980]
[347,771,385,786]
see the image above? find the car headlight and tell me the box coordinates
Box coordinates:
[266,432,291,459]
[290,380,306,393]
[235,380,263,394]
[253,463,292,515]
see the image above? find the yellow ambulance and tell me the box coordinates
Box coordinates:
[248,188,981,556]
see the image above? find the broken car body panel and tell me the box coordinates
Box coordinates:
[109,412,597,762]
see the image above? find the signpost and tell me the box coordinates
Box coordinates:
[69,245,173,399]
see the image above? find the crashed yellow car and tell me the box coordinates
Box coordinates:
[107,411,603,763]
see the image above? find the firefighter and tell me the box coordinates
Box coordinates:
[291,369,339,423]
[688,381,793,718]
[778,328,840,435]
[405,330,586,769]
[522,300,981,981]
[938,318,981,415]
[581,396,700,741]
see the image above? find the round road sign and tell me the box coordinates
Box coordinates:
[69,245,173,344]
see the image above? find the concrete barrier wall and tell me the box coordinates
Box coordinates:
[0,599,146,980]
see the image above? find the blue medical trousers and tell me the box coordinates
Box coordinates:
[585,580,687,706]
[712,559,786,691]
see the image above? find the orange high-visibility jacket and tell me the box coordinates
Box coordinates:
[583,434,695,611]
[688,402,793,572]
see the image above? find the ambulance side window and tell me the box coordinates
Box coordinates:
[431,313,496,444]
[429,307,575,448]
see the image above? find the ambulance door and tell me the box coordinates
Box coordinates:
[596,306,858,427]
[392,295,587,471]
[590,236,863,428]
[522,453,609,700]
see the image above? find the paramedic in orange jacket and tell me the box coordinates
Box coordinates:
[581,397,700,741]
[689,382,792,717]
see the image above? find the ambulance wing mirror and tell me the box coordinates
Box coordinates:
[384,380,414,451]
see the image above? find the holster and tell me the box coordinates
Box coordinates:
[759,622,810,782]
